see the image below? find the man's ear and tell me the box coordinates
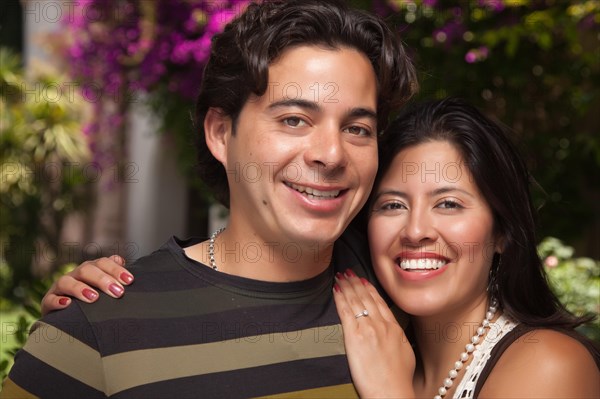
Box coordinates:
[204,107,233,167]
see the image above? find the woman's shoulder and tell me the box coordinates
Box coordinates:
[501,328,597,368]
[480,328,600,398]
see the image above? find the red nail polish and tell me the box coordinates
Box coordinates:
[120,272,134,284]
[109,283,124,297]
[335,272,344,280]
[333,283,341,293]
[360,277,370,286]
[345,269,356,278]
[82,288,98,301]
[59,297,70,306]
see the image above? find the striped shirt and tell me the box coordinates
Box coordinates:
[2,228,376,398]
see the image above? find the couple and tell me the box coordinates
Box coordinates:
[4,0,599,398]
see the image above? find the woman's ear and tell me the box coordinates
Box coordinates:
[494,235,506,254]
[204,107,232,167]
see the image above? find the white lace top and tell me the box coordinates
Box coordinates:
[453,314,519,399]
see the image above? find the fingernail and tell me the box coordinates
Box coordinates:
[333,283,341,293]
[120,272,134,284]
[360,277,370,286]
[344,269,356,278]
[58,297,70,306]
[82,288,98,301]
[109,283,124,297]
[335,272,344,281]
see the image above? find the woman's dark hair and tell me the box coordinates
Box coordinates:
[372,97,592,331]
[194,0,418,206]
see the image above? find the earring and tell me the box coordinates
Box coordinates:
[487,254,501,299]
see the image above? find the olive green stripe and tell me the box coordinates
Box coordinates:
[103,324,345,395]
[0,377,40,399]
[253,383,358,398]
[22,322,104,393]
[85,287,329,322]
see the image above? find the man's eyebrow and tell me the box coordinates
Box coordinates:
[267,100,377,122]
[348,107,377,121]
[267,99,321,112]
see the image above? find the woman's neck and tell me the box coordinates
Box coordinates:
[411,296,491,398]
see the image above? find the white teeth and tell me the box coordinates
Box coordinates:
[399,258,446,271]
[286,182,341,198]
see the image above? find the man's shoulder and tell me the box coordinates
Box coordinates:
[332,225,371,275]
[334,225,393,304]
[74,238,201,319]
[125,237,183,274]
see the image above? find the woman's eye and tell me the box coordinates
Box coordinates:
[437,200,462,209]
[374,202,406,212]
[282,117,307,127]
[343,125,371,136]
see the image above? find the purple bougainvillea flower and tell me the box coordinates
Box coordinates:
[59,0,250,166]
[465,46,490,63]
[465,50,477,63]
[478,0,505,12]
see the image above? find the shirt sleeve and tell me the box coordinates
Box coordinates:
[1,302,107,398]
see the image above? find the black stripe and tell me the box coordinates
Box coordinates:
[8,350,105,398]
[42,304,99,349]
[89,301,341,355]
[79,280,333,323]
[112,355,352,399]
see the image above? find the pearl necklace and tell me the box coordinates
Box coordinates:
[208,228,225,270]
[433,298,498,399]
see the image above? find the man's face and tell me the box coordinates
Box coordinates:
[221,45,378,248]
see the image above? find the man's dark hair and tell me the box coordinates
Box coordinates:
[194,0,418,206]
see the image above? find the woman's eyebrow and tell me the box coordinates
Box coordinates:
[372,186,475,202]
[371,189,407,202]
[428,186,474,198]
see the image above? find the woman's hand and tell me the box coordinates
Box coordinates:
[333,269,415,398]
[41,255,133,315]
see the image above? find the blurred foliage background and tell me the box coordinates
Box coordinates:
[1,49,91,301]
[1,0,599,379]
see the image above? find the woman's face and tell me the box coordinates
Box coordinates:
[368,140,500,317]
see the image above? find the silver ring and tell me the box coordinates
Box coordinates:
[354,309,369,319]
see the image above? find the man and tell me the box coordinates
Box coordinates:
[2,0,416,397]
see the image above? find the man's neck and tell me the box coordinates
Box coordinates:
[185,228,335,282]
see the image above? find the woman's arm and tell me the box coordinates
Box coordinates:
[332,269,416,398]
[41,255,133,315]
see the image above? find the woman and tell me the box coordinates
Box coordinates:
[333,98,599,398]
[39,99,599,397]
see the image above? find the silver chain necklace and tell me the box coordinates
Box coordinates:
[208,228,225,270]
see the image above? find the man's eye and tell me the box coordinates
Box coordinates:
[343,126,371,136]
[282,117,307,127]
